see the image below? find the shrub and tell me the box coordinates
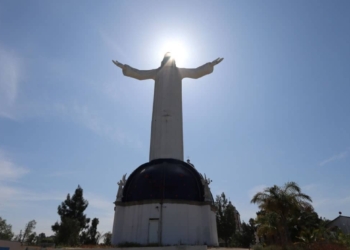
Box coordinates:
[252,244,264,250]
[308,242,347,250]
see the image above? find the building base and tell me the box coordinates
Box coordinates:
[112,201,218,246]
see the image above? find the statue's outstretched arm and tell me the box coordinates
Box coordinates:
[112,60,124,69]
[112,60,157,80]
[179,58,224,79]
[211,58,224,66]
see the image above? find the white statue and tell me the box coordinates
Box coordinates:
[116,174,127,202]
[201,174,213,202]
[113,53,223,161]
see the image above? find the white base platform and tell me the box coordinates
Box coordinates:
[112,201,218,246]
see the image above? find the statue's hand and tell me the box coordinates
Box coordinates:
[211,58,224,66]
[112,60,125,69]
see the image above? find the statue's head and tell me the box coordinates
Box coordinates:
[161,52,176,67]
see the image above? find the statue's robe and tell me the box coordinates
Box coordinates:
[122,61,214,161]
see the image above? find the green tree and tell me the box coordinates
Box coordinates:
[216,192,236,247]
[0,217,14,240]
[251,182,312,246]
[52,185,91,246]
[290,206,321,242]
[20,220,36,244]
[53,217,80,246]
[102,232,112,245]
[296,216,339,247]
[36,233,46,245]
[41,235,55,245]
[234,218,256,248]
[80,218,100,245]
[25,232,37,245]
[255,210,280,245]
[13,230,22,242]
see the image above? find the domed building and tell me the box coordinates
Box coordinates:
[111,54,220,246]
[112,158,218,245]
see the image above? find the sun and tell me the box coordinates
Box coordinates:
[160,40,188,65]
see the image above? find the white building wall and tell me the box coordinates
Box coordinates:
[112,203,160,244]
[112,203,218,246]
[162,204,218,245]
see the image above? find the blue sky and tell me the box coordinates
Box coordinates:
[1,0,350,236]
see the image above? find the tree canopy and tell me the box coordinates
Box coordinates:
[216,192,236,247]
[54,185,90,231]
[52,185,98,246]
[80,218,101,245]
[233,219,256,248]
[102,232,112,246]
[251,182,315,246]
[0,217,14,240]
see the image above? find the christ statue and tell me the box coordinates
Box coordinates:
[113,53,223,162]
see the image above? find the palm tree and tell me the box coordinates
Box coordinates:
[251,182,312,246]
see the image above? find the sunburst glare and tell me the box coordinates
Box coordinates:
[160,40,188,65]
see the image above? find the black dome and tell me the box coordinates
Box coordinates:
[122,158,204,202]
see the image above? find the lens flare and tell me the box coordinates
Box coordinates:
[161,40,187,65]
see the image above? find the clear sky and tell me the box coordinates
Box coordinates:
[1,0,350,237]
